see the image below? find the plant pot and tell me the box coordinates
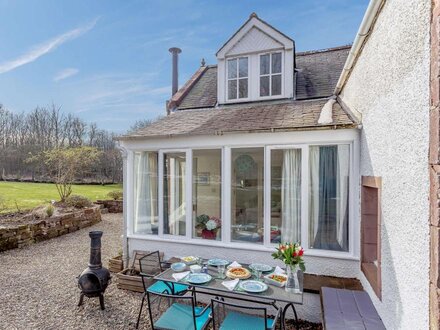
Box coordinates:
[108,255,123,273]
[201,229,216,240]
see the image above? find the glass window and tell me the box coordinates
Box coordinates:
[271,75,282,96]
[134,152,158,235]
[309,145,350,251]
[231,148,264,244]
[193,150,222,240]
[227,57,248,100]
[163,152,186,236]
[227,59,237,79]
[271,149,301,244]
[260,52,282,97]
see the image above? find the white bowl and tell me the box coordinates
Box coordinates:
[263,273,287,287]
[190,265,202,273]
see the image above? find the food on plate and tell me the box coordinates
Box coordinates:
[226,267,251,279]
[181,256,197,264]
[267,274,287,283]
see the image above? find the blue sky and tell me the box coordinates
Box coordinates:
[0,0,369,133]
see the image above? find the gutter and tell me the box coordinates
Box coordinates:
[334,0,385,95]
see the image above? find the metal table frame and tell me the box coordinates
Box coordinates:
[154,263,303,329]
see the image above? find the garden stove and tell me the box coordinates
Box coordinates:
[77,231,111,310]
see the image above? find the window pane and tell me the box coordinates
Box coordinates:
[238,78,248,98]
[227,59,237,79]
[164,152,186,236]
[271,149,301,244]
[134,152,158,235]
[309,145,349,251]
[228,80,237,100]
[193,150,222,240]
[272,53,282,73]
[231,148,264,244]
[260,76,270,97]
[271,75,282,95]
[239,57,248,78]
[260,54,270,75]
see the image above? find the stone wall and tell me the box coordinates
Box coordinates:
[0,206,101,252]
[95,200,123,213]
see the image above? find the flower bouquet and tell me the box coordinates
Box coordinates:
[272,242,305,293]
[195,214,221,240]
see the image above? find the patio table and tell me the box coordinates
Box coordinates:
[154,262,303,329]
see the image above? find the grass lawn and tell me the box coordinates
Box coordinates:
[0,181,122,213]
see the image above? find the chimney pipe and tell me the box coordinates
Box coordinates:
[169,47,181,96]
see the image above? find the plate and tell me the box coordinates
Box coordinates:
[208,259,229,267]
[181,256,197,265]
[226,267,251,279]
[171,262,187,272]
[249,263,273,273]
[239,280,268,293]
[263,273,287,287]
[186,273,212,285]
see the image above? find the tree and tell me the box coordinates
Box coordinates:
[36,147,102,201]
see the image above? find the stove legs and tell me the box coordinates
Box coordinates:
[99,293,105,310]
[77,293,105,310]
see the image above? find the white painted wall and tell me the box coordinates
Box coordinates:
[339,0,431,328]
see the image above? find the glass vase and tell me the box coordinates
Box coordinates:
[285,264,300,293]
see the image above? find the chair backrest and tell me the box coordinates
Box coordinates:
[146,290,197,330]
[211,298,275,330]
[138,251,163,276]
[131,250,164,273]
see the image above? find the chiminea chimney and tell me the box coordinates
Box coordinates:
[169,47,181,96]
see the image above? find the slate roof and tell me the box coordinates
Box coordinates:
[175,45,350,110]
[119,98,357,140]
[296,46,350,100]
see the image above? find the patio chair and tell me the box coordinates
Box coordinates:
[211,298,280,330]
[136,251,188,329]
[146,288,212,330]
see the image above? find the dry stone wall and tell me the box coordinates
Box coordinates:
[0,206,101,252]
[95,200,123,213]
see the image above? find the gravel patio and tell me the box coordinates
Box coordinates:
[0,213,320,330]
[0,213,143,329]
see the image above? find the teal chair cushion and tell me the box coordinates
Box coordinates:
[219,311,274,330]
[148,281,188,294]
[154,303,211,330]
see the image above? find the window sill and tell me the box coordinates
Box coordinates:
[127,234,360,261]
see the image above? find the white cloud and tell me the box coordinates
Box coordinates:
[53,68,79,81]
[0,17,99,75]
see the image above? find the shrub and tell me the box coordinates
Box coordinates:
[65,195,92,208]
[45,204,54,217]
[107,190,123,200]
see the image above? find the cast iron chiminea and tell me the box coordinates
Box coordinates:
[77,231,111,310]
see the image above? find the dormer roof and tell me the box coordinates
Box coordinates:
[216,13,294,59]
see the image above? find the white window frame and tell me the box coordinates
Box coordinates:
[159,149,192,241]
[257,51,284,100]
[127,136,358,261]
[226,56,250,101]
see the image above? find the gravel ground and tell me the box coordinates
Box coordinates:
[0,213,321,330]
[0,213,144,330]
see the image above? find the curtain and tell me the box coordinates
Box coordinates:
[281,149,301,243]
[310,145,349,251]
[336,145,349,248]
[309,147,320,244]
[168,156,186,236]
[134,152,157,234]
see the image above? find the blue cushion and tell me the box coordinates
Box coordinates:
[154,303,211,330]
[220,311,274,330]
[148,281,188,294]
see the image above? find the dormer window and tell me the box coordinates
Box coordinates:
[216,13,295,104]
[259,52,282,97]
[227,57,248,100]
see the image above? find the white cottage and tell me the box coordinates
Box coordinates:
[119,1,437,328]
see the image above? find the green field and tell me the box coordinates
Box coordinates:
[0,182,122,213]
